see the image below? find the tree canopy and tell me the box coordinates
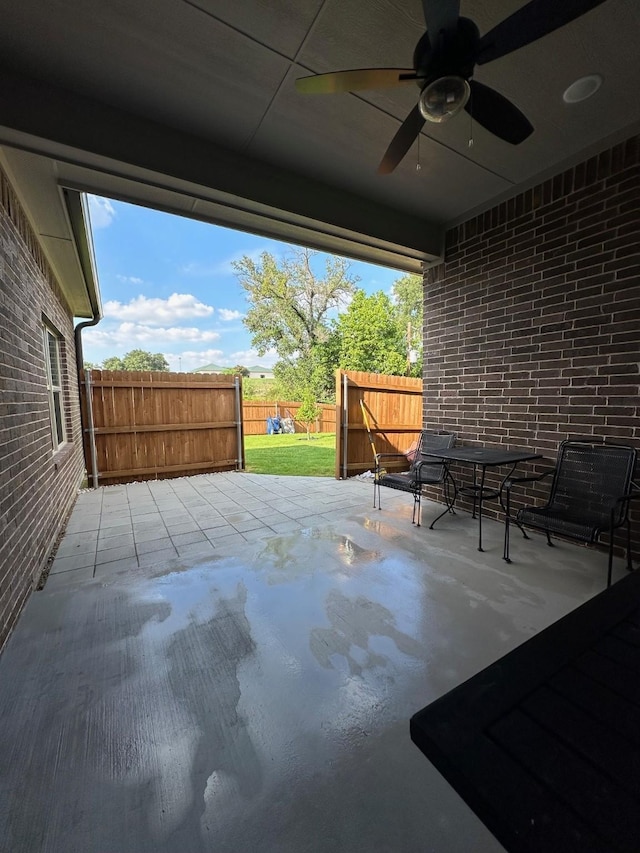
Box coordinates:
[223,365,250,377]
[233,248,358,359]
[233,248,423,401]
[333,290,407,375]
[392,273,423,378]
[99,350,169,371]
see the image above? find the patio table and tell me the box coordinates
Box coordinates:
[410,567,640,853]
[428,447,542,551]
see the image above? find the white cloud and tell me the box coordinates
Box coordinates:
[164,349,225,372]
[88,196,116,229]
[104,293,214,325]
[116,274,144,285]
[86,322,221,347]
[229,347,277,368]
[218,308,243,322]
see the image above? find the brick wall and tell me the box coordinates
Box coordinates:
[423,135,640,557]
[0,167,85,651]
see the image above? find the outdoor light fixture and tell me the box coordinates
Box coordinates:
[418,76,471,123]
[562,74,603,104]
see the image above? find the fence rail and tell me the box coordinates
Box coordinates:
[80,370,243,485]
[335,370,423,478]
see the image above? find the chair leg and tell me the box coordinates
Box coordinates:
[413,490,422,526]
[626,518,633,572]
[518,523,530,540]
[546,530,554,547]
[503,513,511,563]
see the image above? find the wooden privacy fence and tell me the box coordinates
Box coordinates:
[242,400,336,435]
[335,370,423,479]
[80,370,244,485]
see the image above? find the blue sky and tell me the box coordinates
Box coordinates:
[82,196,406,372]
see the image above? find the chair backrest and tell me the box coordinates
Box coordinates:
[413,431,456,483]
[549,440,636,527]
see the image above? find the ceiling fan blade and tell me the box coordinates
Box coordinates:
[477,0,607,65]
[421,0,460,37]
[465,80,533,145]
[378,104,426,175]
[296,68,417,94]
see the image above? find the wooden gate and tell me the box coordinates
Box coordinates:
[335,370,422,479]
[80,370,244,485]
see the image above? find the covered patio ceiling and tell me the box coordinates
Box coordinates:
[1,0,639,273]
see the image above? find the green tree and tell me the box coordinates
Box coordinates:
[223,365,250,377]
[297,391,321,440]
[233,248,358,360]
[83,361,99,370]
[101,355,124,371]
[392,273,423,377]
[273,339,338,403]
[100,350,169,371]
[333,290,407,375]
[122,350,169,371]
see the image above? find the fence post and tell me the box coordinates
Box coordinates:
[234,376,244,471]
[84,369,100,489]
[342,373,349,479]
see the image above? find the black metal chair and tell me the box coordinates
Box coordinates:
[504,439,639,586]
[374,430,457,527]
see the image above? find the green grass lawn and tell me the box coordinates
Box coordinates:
[244,432,336,477]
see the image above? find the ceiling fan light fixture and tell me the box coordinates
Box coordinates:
[418,76,470,123]
[562,74,603,104]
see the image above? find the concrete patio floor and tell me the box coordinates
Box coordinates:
[0,471,626,853]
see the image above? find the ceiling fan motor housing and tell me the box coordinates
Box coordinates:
[413,17,480,90]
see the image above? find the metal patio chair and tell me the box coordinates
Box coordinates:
[504,439,639,586]
[374,430,457,527]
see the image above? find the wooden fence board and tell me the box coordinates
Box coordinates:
[242,400,336,435]
[335,370,423,479]
[81,370,243,485]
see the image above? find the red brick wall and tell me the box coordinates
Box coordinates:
[423,135,640,554]
[0,167,85,651]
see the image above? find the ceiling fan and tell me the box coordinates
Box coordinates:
[296,0,607,174]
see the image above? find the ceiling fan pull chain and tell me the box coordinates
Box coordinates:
[416,133,422,171]
[468,88,474,148]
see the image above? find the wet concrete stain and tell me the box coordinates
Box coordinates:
[257,527,381,584]
[165,581,262,844]
[149,553,226,580]
[310,589,424,676]
[1,585,172,853]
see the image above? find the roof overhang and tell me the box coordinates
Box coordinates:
[0,67,441,274]
[0,144,101,319]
